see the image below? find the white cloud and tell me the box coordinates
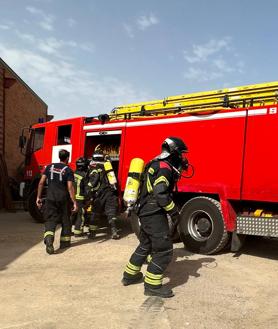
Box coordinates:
[123,13,159,38]
[123,23,135,39]
[15,32,94,56]
[0,24,10,30]
[183,37,244,82]
[184,37,231,63]
[26,6,41,14]
[37,38,63,55]
[213,58,234,73]
[26,6,55,31]
[67,18,77,28]
[0,42,152,119]
[136,14,159,30]
[183,67,223,82]
[0,20,14,30]
[79,43,95,53]
[236,60,245,74]
[37,37,77,55]
[39,18,54,31]
[15,31,36,43]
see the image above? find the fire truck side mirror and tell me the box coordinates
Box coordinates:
[19,135,27,149]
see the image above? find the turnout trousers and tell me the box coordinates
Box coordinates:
[44,199,71,243]
[89,189,118,233]
[71,199,85,235]
[123,211,173,288]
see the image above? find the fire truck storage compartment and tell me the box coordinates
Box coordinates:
[84,132,121,174]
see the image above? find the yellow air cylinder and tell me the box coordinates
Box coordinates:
[123,158,145,208]
[104,161,117,188]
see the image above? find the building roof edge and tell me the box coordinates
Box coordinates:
[0,57,48,109]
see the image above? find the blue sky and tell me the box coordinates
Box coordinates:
[1,0,278,119]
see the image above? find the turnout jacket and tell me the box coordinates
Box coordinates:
[74,170,87,200]
[137,159,178,217]
[87,162,111,197]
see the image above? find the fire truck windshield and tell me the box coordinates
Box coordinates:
[23,127,45,165]
[32,127,45,152]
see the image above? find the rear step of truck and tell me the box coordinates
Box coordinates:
[236,216,278,237]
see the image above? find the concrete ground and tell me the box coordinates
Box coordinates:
[0,211,277,329]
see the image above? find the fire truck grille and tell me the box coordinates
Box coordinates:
[236,216,278,237]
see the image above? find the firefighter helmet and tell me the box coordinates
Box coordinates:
[159,137,188,159]
[76,157,87,169]
[92,151,105,162]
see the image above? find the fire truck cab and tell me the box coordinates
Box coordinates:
[20,81,278,254]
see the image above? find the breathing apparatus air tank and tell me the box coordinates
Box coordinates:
[104,160,117,190]
[123,158,145,209]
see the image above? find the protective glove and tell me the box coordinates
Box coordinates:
[169,212,181,238]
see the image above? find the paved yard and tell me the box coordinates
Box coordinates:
[0,211,277,329]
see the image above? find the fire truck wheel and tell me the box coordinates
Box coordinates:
[28,190,45,223]
[178,196,228,255]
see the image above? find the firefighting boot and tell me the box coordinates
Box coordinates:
[88,225,98,239]
[74,229,84,238]
[144,285,174,298]
[44,235,54,255]
[88,230,96,239]
[109,218,120,240]
[111,226,120,240]
[121,272,143,286]
[59,241,71,249]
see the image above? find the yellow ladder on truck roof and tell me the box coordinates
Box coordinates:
[110,81,278,119]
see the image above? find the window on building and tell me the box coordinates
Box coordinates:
[57,125,72,145]
[33,127,45,151]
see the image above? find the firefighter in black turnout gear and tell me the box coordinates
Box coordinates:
[36,149,77,254]
[87,150,120,240]
[71,157,88,237]
[122,137,189,298]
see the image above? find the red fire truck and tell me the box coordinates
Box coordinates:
[19,81,278,254]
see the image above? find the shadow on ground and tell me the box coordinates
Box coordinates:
[165,247,216,290]
[0,211,44,271]
[232,235,278,260]
[0,211,135,268]
[166,235,278,290]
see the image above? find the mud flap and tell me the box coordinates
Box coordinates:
[231,231,246,252]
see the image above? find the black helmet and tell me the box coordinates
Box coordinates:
[76,157,87,168]
[92,144,105,162]
[92,151,105,162]
[159,137,188,159]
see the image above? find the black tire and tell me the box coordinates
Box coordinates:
[178,196,228,254]
[129,212,140,239]
[28,190,45,223]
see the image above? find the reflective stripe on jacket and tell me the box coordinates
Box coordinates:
[138,160,178,216]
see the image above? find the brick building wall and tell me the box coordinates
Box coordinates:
[4,71,48,179]
[0,59,48,180]
[0,68,4,155]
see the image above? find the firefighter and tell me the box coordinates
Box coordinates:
[71,157,88,237]
[87,149,120,240]
[122,137,189,298]
[36,149,77,254]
